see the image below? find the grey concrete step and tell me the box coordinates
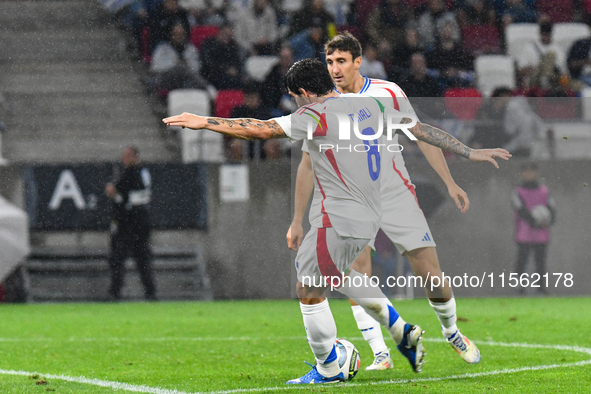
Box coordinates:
[7,92,156,123]
[0,30,127,63]
[1,62,144,95]
[0,0,109,32]
[0,0,177,163]
[5,138,175,163]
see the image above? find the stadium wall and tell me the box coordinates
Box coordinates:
[1,159,589,300]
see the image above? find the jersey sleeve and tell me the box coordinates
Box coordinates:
[272,108,315,142]
[271,114,292,140]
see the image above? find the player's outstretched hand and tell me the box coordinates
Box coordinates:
[162,113,207,130]
[447,183,470,213]
[287,223,304,251]
[468,148,511,169]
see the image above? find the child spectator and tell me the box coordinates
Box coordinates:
[512,163,556,295]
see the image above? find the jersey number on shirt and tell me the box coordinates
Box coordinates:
[362,127,380,181]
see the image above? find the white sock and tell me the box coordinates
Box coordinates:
[351,305,389,355]
[429,298,458,338]
[336,270,407,344]
[299,300,341,377]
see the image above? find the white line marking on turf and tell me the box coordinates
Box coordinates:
[1,338,590,394]
[0,369,193,394]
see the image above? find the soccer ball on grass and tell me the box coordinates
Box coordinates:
[335,338,361,381]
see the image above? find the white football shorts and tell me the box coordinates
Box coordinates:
[295,226,369,288]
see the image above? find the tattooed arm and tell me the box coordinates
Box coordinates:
[162,113,286,140]
[403,119,512,168]
[409,121,471,158]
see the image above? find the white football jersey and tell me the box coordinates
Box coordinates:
[274,93,404,239]
[361,78,420,200]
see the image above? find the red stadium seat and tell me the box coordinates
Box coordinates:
[534,96,579,120]
[215,90,244,118]
[444,87,483,120]
[190,25,219,49]
[461,25,500,55]
[537,0,574,23]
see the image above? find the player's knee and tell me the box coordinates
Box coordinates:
[296,281,326,303]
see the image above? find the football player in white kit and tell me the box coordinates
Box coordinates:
[287,33,492,370]
[164,58,510,384]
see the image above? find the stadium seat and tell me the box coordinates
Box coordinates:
[537,0,574,24]
[461,25,500,55]
[505,23,538,61]
[168,89,211,117]
[168,89,224,163]
[475,55,516,97]
[190,25,219,49]
[214,90,244,118]
[245,56,279,82]
[281,0,303,13]
[553,23,591,55]
[443,88,483,120]
[534,96,579,120]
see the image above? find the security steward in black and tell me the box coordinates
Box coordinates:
[105,146,156,301]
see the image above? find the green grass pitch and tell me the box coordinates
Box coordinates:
[0,298,590,393]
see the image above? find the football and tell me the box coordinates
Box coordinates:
[335,338,361,381]
[531,204,551,227]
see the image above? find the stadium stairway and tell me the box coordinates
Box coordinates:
[0,0,175,163]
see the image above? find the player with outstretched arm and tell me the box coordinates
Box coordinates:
[287,33,487,369]
[164,59,510,384]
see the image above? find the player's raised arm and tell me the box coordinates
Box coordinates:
[406,120,512,168]
[163,113,286,140]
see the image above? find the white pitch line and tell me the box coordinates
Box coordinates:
[1,339,590,394]
[0,369,193,394]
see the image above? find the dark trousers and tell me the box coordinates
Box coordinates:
[515,243,548,292]
[108,221,156,299]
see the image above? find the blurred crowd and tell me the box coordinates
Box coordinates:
[107,0,591,160]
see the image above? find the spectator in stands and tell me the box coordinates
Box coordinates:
[456,0,496,27]
[228,84,279,160]
[289,22,327,62]
[200,24,245,89]
[517,20,567,90]
[469,87,513,149]
[567,37,591,87]
[365,0,413,57]
[105,146,156,301]
[261,46,296,116]
[417,0,460,50]
[150,22,210,91]
[149,0,192,52]
[233,0,279,56]
[504,96,549,157]
[358,45,387,79]
[388,27,423,81]
[288,0,335,42]
[400,52,443,97]
[501,0,537,26]
[181,0,226,26]
[426,21,474,87]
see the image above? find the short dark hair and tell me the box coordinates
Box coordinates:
[284,58,335,96]
[521,162,538,171]
[126,145,140,157]
[540,20,553,35]
[491,87,513,97]
[325,32,362,60]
